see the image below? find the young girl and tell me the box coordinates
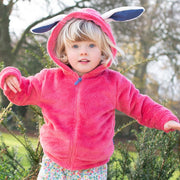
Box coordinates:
[0,7,180,179]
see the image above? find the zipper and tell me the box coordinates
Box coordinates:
[69,77,82,168]
[74,77,82,85]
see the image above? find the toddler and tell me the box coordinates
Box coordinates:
[0,7,180,180]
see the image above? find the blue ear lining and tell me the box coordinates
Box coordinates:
[31,21,59,33]
[110,9,144,21]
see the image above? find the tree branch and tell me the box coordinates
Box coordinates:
[7,0,19,15]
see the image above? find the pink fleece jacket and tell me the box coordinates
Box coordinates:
[0,65,179,170]
[0,8,179,170]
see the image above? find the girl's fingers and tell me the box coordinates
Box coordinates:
[5,76,21,93]
[164,121,180,131]
[11,77,21,92]
[6,80,18,93]
[4,83,7,91]
[171,121,180,131]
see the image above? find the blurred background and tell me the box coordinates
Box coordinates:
[0,0,179,179]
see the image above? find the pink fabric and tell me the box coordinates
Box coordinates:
[0,66,179,170]
[0,8,179,170]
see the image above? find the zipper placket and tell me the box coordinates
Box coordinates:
[69,77,82,169]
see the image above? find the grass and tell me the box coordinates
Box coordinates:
[0,131,38,169]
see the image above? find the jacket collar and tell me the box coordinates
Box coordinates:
[60,62,107,79]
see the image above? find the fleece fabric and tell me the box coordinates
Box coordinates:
[0,66,179,170]
[0,8,179,171]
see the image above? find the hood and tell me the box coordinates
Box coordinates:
[47,8,117,72]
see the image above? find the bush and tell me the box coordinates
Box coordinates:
[0,140,28,179]
[0,103,43,179]
[108,127,179,180]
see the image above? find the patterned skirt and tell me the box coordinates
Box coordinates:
[37,155,107,180]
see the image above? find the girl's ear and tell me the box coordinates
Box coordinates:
[31,14,66,34]
[102,6,145,22]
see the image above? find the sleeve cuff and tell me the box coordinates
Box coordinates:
[0,67,22,90]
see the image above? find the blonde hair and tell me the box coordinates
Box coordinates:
[55,18,119,65]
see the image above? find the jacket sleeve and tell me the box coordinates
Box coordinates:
[0,66,46,106]
[115,74,179,132]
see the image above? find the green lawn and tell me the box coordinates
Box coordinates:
[0,132,38,169]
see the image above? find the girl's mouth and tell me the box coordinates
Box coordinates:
[78,59,90,63]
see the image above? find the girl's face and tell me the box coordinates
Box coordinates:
[65,41,102,76]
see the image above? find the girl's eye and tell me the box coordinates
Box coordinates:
[89,44,96,48]
[72,44,79,48]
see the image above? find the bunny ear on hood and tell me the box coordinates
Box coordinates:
[102,6,144,22]
[30,14,66,34]
[31,6,144,34]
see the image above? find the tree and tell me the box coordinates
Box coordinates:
[0,0,14,66]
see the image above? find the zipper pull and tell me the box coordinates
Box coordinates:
[74,77,82,85]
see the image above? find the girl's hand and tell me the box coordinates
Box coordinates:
[164,120,180,131]
[4,76,21,93]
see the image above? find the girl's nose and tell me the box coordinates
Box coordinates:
[80,52,88,56]
[80,47,88,56]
